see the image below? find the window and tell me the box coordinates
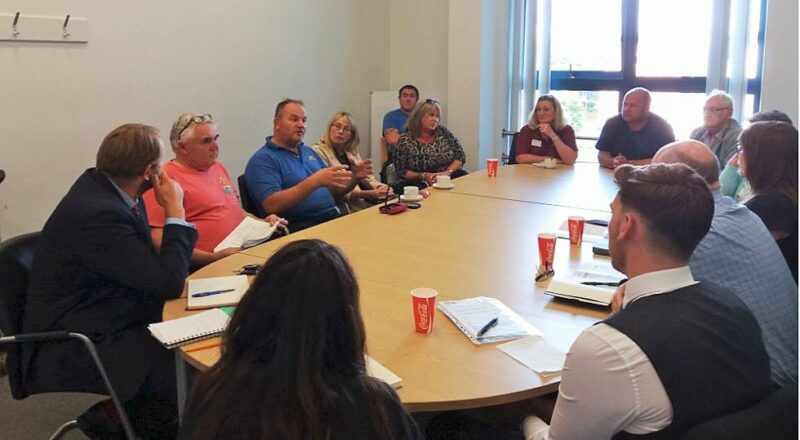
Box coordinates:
[507,0,766,149]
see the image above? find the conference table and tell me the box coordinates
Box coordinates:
[163,163,619,415]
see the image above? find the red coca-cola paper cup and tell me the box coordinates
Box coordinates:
[411,288,438,334]
[537,233,557,269]
[487,158,499,177]
[568,216,585,246]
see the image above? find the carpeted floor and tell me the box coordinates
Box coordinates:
[0,353,105,439]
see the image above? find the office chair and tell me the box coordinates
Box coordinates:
[0,232,136,440]
[507,131,520,165]
[680,384,798,440]
[237,174,260,216]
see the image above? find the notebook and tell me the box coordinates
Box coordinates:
[366,355,403,389]
[544,261,624,306]
[187,275,250,310]
[213,216,278,252]
[437,296,542,345]
[148,308,230,349]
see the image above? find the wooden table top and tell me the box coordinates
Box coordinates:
[164,163,619,412]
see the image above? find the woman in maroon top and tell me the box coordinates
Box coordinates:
[515,95,578,165]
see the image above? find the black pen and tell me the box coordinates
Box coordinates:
[581,281,620,287]
[476,317,499,338]
[191,288,236,298]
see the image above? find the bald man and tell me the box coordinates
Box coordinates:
[596,87,675,169]
[652,140,797,387]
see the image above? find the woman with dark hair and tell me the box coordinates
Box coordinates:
[515,95,578,165]
[739,121,798,281]
[394,99,467,190]
[178,239,421,439]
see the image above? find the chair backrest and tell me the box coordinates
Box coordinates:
[507,131,520,165]
[237,174,260,217]
[0,232,40,399]
[0,232,40,337]
[681,384,798,440]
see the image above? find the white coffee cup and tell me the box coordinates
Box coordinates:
[436,175,452,187]
[543,158,557,169]
[403,186,419,200]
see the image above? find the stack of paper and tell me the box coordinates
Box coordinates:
[545,261,625,306]
[366,355,403,389]
[213,217,278,252]
[437,296,542,345]
[497,336,566,376]
[187,275,250,310]
[148,308,231,349]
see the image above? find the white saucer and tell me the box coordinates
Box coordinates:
[432,183,455,190]
[533,162,557,169]
[400,194,423,202]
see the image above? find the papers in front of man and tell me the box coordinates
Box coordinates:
[437,296,542,345]
[148,308,231,349]
[497,336,566,377]
[366,355,403,389]
[213,216,277,252]
[545,261,625,306]
[187,275,250,310]
[556,220,608,244]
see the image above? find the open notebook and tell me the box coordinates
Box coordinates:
[148,308,230,349]
[545,261,625,306]
[437,296,542,345]
[213,216,278,252]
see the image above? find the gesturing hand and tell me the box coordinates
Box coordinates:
[313,165,353,190]
[348,156,374,180]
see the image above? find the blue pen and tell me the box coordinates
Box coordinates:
[477,317,499,338]
[191,288,236,298]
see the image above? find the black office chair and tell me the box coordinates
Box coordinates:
[0,232,136,440]
[507,131,520,165]
[680,384,798,440]
[237,174,260,217]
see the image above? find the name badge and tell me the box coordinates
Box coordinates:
[531,139,543,147]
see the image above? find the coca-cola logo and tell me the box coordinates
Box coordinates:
[545,240,555,258]
[417,302,429,330]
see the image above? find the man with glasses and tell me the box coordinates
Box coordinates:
[596,87,675,169]
[244,99,372,232]
[690,90,742,168]
[142,113,286,269]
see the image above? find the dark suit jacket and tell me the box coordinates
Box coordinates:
[21,168,197,400]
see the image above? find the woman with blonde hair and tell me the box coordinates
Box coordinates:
[394,99,467,189]
[313,112,392,213]
[515,95,578,165]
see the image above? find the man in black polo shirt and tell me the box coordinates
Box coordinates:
[524,163,770,439]
[596,87,675,169]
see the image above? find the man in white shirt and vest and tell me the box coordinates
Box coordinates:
[524,163,770,439]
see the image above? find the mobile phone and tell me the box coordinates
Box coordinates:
[379,203,408,215]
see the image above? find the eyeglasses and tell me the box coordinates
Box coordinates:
[703,107,730,114]
[177,113,213,139]
[535,267,555,282]
[332,123,352,133]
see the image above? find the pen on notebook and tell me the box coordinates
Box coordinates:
[581,281,620,287]
[191,288,236,298]
[476,317,499,338]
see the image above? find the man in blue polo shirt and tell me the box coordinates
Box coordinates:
[244,99,372,232]
[381,85,419,182]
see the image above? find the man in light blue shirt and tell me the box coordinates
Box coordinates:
[653,140,798,387]
[381,85,419,182]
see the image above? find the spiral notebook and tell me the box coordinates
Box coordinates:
[437,296,542,345]
[148,308,231,349]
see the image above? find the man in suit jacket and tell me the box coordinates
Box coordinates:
[22,123,197,439]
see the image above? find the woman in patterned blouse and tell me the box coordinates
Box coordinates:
[394,99,467,187]
[515,95,578,165]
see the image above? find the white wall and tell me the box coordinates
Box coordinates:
[0,0,390,238]
[388,0,449,101]
[760,0,798,123]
